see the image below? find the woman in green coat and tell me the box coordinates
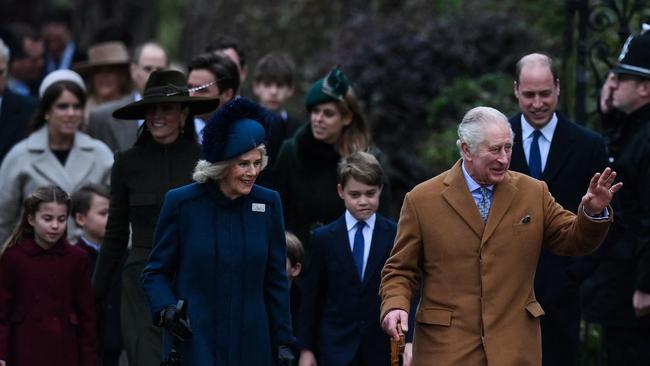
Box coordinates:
[91,70,219,366]
[271,66,391,248]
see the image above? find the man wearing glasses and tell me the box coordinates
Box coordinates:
[87,41,168,152]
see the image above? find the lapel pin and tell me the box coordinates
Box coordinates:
[252,203,266,212]
[520,215,531,224]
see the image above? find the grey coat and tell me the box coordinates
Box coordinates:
[0,125,113,243]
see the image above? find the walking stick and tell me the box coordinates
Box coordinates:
[390,324,406,366]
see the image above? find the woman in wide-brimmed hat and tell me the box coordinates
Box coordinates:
[92,69,219,366]
[142,97,295,365]
[74,41,133,120]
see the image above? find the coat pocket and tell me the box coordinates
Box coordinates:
[525,301,545,318]
[68,313,79,326]
[415,307,453,326]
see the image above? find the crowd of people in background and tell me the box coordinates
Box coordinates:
[0,5,649,366]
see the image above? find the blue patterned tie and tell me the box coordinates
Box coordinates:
[478,187,491,222]
[353,221,366,280]
[529,130,542,179]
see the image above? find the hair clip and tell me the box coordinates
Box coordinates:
[188,81,217,94]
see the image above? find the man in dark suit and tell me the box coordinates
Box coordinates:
[298,152,414,366]
[509,53,609,366]
[0,37,37,164]
[86,42,168,152]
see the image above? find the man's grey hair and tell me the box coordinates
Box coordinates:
[193,145,269,183]
[456,106,514,156]
[0,38,9,61]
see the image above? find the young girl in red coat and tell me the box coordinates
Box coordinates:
[0,185,97,366]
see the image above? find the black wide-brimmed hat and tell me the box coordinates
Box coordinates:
[112,70,220,120]
[612,24,650,79]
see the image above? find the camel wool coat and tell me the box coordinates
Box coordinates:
[380,160,611,366]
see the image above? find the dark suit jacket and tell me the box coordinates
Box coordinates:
[509,113,609,311]
[87,94,140,153]
[0,89,36,163]
[298,214,403,366]
[76,238,124,351]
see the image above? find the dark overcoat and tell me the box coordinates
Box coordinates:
[142,182,294,366]
[0,239,97,366]
[0,89,36,164]
[582,103,650,328]
[92,137,201,366]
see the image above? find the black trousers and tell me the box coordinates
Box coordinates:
[604,325,650,366]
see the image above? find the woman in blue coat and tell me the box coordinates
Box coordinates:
[142,97,295,366]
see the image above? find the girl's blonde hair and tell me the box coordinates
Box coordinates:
[0,185,71,257]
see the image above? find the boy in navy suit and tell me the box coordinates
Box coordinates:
[71,184,124,366]
[298,152,413,366]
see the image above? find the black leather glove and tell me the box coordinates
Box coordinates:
[160,304,193,342]
[276,345,295,366]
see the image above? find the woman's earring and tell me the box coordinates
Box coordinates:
[45,114,49,121]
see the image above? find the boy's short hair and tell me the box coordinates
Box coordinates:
[71,183,110,218]
[253,52,295,87]
[337,151,384,188]
[285,231,304,267]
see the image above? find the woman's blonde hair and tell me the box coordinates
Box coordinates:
[1,185,70,258]
[193,145,268,183]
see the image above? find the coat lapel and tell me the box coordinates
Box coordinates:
[28,127,73,191]
[362,216,392,289]
[482,172,517,245]
[330,216,362,286]
[442,161,484,238]
[64,132,96,190]
[509,114,530,174]
[542,114,573,184]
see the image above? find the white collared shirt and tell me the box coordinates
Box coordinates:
[345,210,376,277]
[520,113,558,173]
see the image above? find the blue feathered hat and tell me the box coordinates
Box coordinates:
[202,97,270,163]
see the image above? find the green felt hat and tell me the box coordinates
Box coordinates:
[305,65,350,111]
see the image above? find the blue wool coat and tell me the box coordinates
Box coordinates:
[142,182,293,366]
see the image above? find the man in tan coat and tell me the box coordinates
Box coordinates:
[380,106,621,365]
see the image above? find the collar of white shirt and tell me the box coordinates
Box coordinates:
[345,210,376,232]
[520,112,558,143]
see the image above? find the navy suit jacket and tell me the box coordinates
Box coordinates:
[509,112,609,309]
[0,90,36,164]
[298,214,409,366]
